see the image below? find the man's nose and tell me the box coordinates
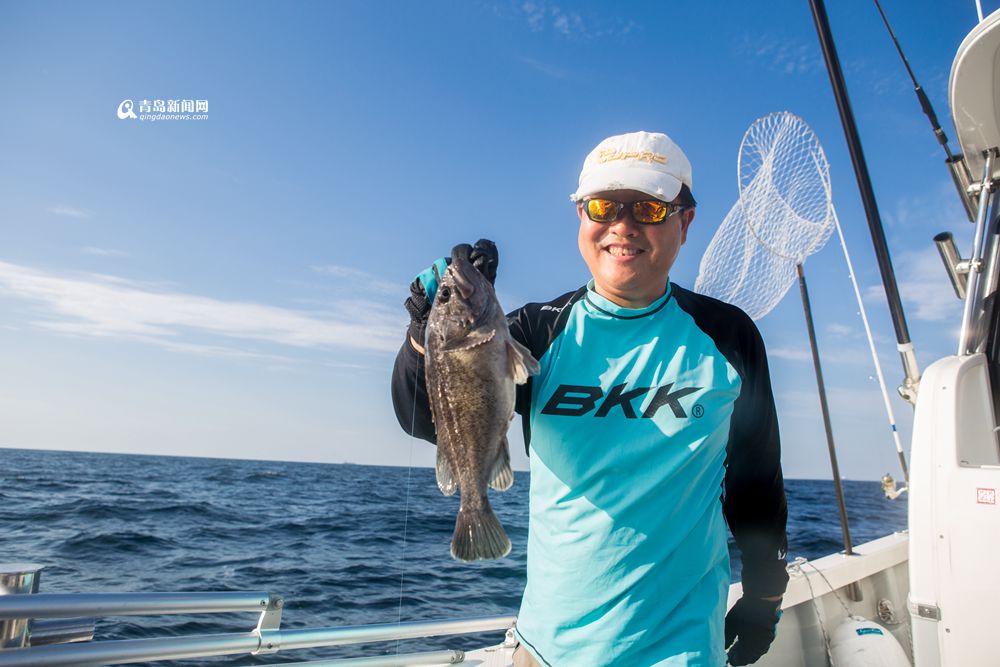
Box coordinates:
[607,213,639,236]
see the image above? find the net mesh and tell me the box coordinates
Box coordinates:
[695,112,836,320]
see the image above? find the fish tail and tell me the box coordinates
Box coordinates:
[450,502,511,561]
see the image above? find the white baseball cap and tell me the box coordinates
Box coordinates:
[570,131,693,203]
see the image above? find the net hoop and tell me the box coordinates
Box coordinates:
[736,111,836,263]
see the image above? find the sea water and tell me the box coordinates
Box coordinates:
[0,448,906,664]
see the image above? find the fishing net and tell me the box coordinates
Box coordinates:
[696,111,836,319]
[696,111,910,482]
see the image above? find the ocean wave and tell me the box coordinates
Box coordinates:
[4,449,907,666]
[57,529,179,557]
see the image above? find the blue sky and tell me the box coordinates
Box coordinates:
[0,0,990,479]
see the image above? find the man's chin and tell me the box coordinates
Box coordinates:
[596,265,645,288]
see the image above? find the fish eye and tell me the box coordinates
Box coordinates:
[438,286,451,303]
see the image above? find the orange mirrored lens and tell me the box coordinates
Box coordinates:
[586,199,621,222]
[632,200,668,223]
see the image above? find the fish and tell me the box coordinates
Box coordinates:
[424,243,540,561]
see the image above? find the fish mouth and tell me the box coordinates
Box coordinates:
[449,244,476,299]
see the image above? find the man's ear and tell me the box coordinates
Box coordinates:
[679,208,695,243]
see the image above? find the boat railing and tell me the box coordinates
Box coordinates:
[0,588,516,666]
[0,591,273,619]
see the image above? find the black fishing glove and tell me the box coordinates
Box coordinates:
[404,239,499,348]
[469,238,498,285]
[725,596,782,665]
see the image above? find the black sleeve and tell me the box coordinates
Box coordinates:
[672,285,788,599]
[723,314,789,598]
[391,340,436,443]
[506,305,537,421]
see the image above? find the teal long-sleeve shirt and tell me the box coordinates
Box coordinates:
[391,281,788,666]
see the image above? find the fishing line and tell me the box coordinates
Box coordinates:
[790,557,835,665]
[395,351,420,655]
[832,211,909,483]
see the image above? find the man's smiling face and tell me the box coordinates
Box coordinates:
[577,189,695,309]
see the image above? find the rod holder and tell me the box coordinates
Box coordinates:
[0,565,42,650]
[27,619,95,647]
[948,155,978,221]
[958,149,997,355]
[934,231,969,299]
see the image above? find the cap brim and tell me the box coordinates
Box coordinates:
[570,167,683,203]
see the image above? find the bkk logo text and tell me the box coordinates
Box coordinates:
[117,98,209,122]
[540,383,703,419]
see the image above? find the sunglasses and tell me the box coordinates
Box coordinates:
[581,198,688,225]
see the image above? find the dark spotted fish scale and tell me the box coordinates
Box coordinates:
[424,244,539,561]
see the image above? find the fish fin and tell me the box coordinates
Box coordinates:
[487,439,513,491]
[436,451,457,496]
[506,338,540,385]
[445,328,496,352]
[451,504,512,561]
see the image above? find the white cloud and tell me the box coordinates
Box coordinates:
[552,12,569,34]
[768,346,812,362]
[881,180,968,232]
[310,264,406,296]
[768,343,870,366]
[736,34,823,76]
[515,2,632,39]
[48,205,91,219]
[518,56,569,79]
[82,246,129,257]
[827,323,855,337]
[775,382,913,480]
[859,184,969,327]
[777,383,906,429]
[877,245,964,323]
[0,261,405,358]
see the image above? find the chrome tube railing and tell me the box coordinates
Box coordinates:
[0,591,271,620]
[0,612,515,666]
[0,631,261,666]
[260,616,515,652]
[278,649,466,666]
[959,149,997,355]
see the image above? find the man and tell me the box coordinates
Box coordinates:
[391,131,788,666]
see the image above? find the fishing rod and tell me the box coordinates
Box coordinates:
[807,0,922,404]
[872,0,979,222]
[873,0,954,161]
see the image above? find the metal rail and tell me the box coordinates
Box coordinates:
[0,615,515,666]
[277,650,466,666]
[959,150,997,355]
[259,616,513,653]
[0,592,271,620]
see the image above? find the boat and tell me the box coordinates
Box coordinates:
[2,2,999,665]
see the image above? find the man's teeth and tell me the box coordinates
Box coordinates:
[607,246,641,256]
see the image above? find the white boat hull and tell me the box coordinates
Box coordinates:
[460,532,911,667]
